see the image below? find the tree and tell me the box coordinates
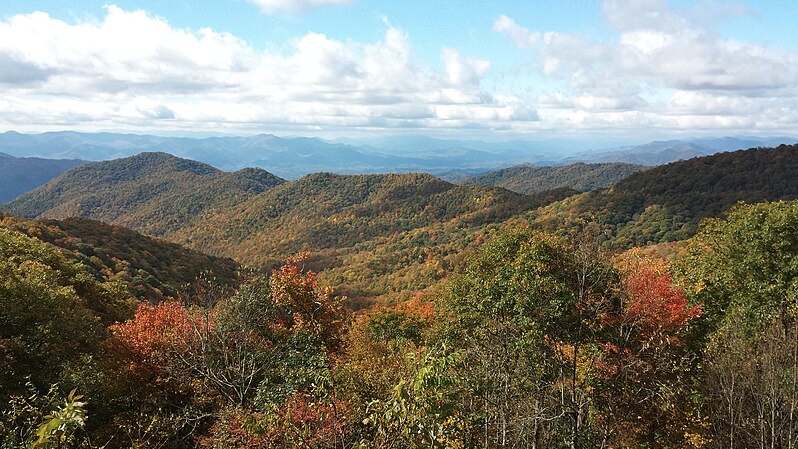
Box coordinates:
[597,251,703,448]
[435,227,615,448]
[109,254,351,447]
[32,389,88,449]
[0,227,133,400]
[675,201,798,449]
[363,348,463,449]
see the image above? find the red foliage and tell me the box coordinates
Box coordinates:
[263,392,351,447]
[198,408,269,449]
[620,266,702,343]
[596,257,704,447]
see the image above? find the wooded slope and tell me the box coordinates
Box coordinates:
[459,162,643,194]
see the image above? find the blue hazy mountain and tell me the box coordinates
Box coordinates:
[569,137,798,165]
[2,131,796,180]
[0,131,524,179]
[0,151,84,202]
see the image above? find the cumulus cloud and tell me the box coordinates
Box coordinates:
[0,6,255,95]
[7,1,794,139]
[246,0,352,14]
[0,53,52,85]
[0,5,536,135]
[441,48,490,87]
[494,0,798,135]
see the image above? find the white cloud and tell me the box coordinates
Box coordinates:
[0,6,255,95]
[494,0,798,135]
[246,0,353,14]
[441,48,490,87]
[5,1,796,139]
[0,5,537,135]
[619,31,674,54]
[493,15,540,49]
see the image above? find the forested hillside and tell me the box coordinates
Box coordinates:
[8,145,798,306]
[7,155,531,258]
[0,152,83,202]
[8,156,574,305]
[6,152,286,235]
[459,161,644,194]
[4,200,798,448]
[174,172,532,262]
[0,214,239,302]
[161,172,568,307]
[532,144,798,247]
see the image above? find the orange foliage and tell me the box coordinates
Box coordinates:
[109,300,198,368]
[393,293,437,325]
[271,253,351,349]
[364,292,437,331]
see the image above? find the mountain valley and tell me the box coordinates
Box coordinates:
[3,142,798,448]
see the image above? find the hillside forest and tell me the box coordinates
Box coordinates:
[2,144,798,448]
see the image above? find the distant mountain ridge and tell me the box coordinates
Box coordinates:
[3,131,796,180]
[570,137,798,165]
[458,162,644,195]
[0,151,84,202]
[0,131,521,179]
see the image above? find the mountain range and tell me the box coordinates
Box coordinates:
[2,131,796,181]
[531,143,798,246]
[5,152,551,306]
[567,136,797,165]
[7,143,798,305]
[3,152,285,236]
[0,131,522,180]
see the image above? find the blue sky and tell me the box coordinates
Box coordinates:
[1,1,797,145]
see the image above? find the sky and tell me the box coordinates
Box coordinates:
[1,0,798,145]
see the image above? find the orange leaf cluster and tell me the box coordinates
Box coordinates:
[270,254,351,348]
[110,301,197,367]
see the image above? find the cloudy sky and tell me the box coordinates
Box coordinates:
[1,0,797,144]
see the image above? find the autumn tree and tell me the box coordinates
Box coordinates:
[109,254,351,447]
[597,251,703,448]
[0,227,136,398]
[675,201,798,449]
[335,294,444,446]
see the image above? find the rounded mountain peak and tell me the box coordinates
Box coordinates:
[124,152,220,176]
